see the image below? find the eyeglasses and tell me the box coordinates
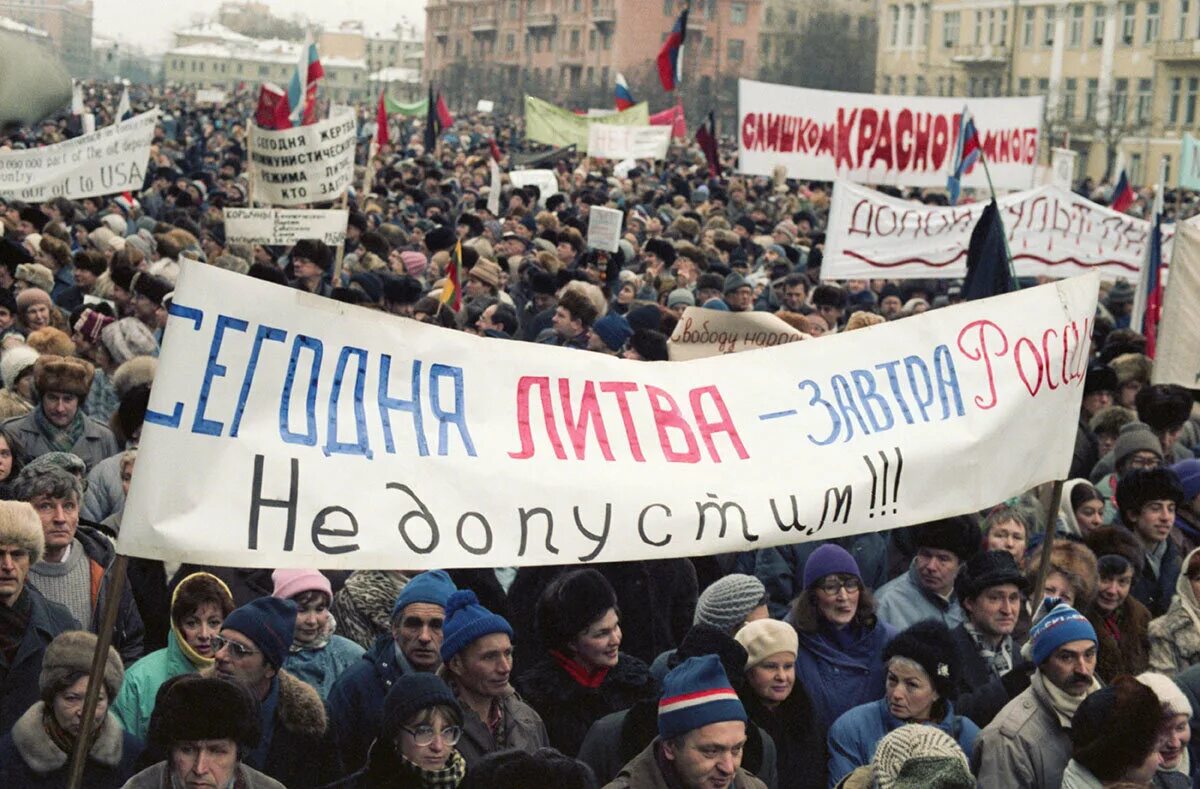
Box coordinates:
[210,635,259,660]
[816,576,862,594]
[400,725,463,747]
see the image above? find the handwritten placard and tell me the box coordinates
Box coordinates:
[224,208,349,246]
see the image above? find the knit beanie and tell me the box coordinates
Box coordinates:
[1172,459,1200,503]
[1137,671,1194,718]
[871,724,970,789]
[0,500,43,565]
[0,345,39,391]
[40,631,124,700]
[802,544,862,590]
[890,757,975,789]
[441,589,514,662]
[883,620,958,700]
[723,272,751,295]
[668,624,751,691]
[400,250,428,276]
[693,574,767,634]
[271,569,332,602]
[734,618,799,668]
[1071,675,1162,781]
[73,308,115,345]
[380,672,462,744]
[1028,601,1097,666]
[221,597,297,669]
[667,288,695,308]
[391,569,456,619]
[1113,425,1164,469]
[151,675,261,749]
[591,312,633,352]
[658,654,748,740]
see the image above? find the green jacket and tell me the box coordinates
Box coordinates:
[112,630,197,740]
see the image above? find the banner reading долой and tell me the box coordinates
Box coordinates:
[248,109,355,207]
[823,180,1154,280]
[224,208,349,246]
[738,79,1043,189]
[119,262,1098,570]
[0,110,158,201]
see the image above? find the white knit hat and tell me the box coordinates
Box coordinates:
[871,724,969,789]
[734,618,798,668]
[1137,671,1193,717]
[0,344,39,391]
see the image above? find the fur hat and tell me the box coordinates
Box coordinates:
[15,286,52,314]
[109,356,157,398]
[25,327,75,358]
[883,620,958,699]
[467,258,502,290]
[1110,352,1152,386]
[956,549,1028,601]
[644,238,676,267]
[1089,405,1137,437]
[845,311,885,331]
[535,569,618,651]
[150,675,261,749]
[33,354,93,398]
[1136,384,1195,432]
[40,631,124,699]
[99,317,158,365]
[1071,675,1162,781]
[1025,539,1099,606]
[0,345,39,391]
[131,272,172,307]
[1117,467,1186,522]
[913,516,982,561]
[1084,526,1143,571]
[14,263,53,293]
[0,500,44,564]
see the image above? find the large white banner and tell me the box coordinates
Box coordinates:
[224,208,348,246]
[1153,221,1200,388]
[248,110,356,207]
[119,263,1098,570]
[738,80,1043,189]
[823,180,1154,280]
[0,110,158,201]
[587,124,672,161]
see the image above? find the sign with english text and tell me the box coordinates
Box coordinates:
[119,262,1097,570]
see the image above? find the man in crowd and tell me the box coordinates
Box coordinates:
[549,288,597,349]
[1118,466,1186,616]
[876,517,979,629]
[4,355,119,470]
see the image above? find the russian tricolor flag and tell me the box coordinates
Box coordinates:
[1111,169,1136,212]
[656,7,688,92]
[614,73,635,111]
[947,107,982,205]
[287,35,324,127]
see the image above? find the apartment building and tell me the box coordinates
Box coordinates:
[0,0,92,77]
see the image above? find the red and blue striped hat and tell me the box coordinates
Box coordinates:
[658,654,747,740]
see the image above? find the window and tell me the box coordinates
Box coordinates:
[969,76,980,97]
[998,8,1008,45]
[1019,77,1031,96]
[1170,77,1182,123]
[937,76,946,95]
[916,75,927,95]
[1085,78,1098,119]
[765,7,773,24]
[1063,77,1077,119]
[1044,5,1056,46]
[1113,77,1128,122]
[589,29,596,49]
[1137,78,1152,123]
[1023,7,1035,45]
[787,9,797,26]
[889,4,900,47]
[728,39,744,60]
[1121,2,1136,43]
[569,29,580,50]
[882,75,892,94]
[904,4,916,45]
[1039,77,1050,97]
[975,10,984,44]
[986,9,996,43]
[1130,153,1143,185]
[943,10,960,46]
[1146,1,1160,41]
[921,3,931,45]
[731,2,747,24]
[948,75,956,94]
[703,35,713,56]
[898,75,908,94]
[762,36,770,57]
[1188,76,1199,124]
[663,0,673,14]
[1069,4,1084,46]
[506,33,515,51]
[1092,4,1106,44]
[573,0,581,12]
[1179,0,1191,38]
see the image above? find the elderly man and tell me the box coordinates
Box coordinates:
[0,500,76,731]
[212,596,337,787]
[4,355,120,471]
[15,465,142,662]
[972,600,1102,788]
[328,569,457,775]
[876,517,980,629]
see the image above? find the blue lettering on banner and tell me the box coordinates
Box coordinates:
[144,301,205,429]
[192,315,249,436]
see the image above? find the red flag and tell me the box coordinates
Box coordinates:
[375,90,389,148]
[488,137,502,163]
[254,83,291,130]
[435,93,454,130]
[656,7,688,91]
[695,112,720,178]
[1111,169,1136,213]
[439,240,463,312]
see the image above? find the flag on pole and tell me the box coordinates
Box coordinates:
[946,107,982,205]
[254,83,291,130]
[488,137,503,164]
[695,112,720,178]
[614,73,635,111]
[961,200,1015,300]
[656,6,688,92]
[287,34,324,127]
[384,95,429,116]
[1130,160,1166,356]
[440,240,463,311]
[1111,169,1136,212]
[116,86,131,122]
[435,92,454,129]
[374,89,389,148]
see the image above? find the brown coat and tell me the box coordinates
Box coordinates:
[1085,596,1151,683]
[603,740,767,789]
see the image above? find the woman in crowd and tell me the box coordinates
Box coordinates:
[1059,480,1108,538]
[516,569,658,757]
[826,620,980,786]
[1149,548,1200,674]
[271,569,365,701]
[0,425,24,500]
[112,572,234,740]
[1136,672,1193,789]
[0,631,141,788]
[786,544,896,733]
[1024,539,1099,610]
[734,618,827,789]
[1062,675,1164,788]
[982,506,1030,568]
[1083,527,1151,682]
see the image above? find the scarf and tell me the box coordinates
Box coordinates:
[43,705,100,759]
[0,589,31,669]
[1101,611,1122,643]
[33,406,85,454]
[398,749,467,788]
[550,649,610,689]
[1176,547,1200,637]
[963,622,1014,678]
[1035,670,1102,728]
[818,617,864,652]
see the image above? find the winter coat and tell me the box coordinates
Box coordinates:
[0,705,140,788]
[455,688,549,767]
[122,761,285,789]
[749,535,890,619]
[0,587,76,732]
[81,453,124,523]
[1070,419,1101,481]
[793,621,897,733]
[577,698,779,788]
[322,740,462,789]
[741,685,827,789]
[1061,758,1104,788]
[112,629,197,741]
[827,699,979,787]
[60,524,145,663]
[1150,547,1200,674]
[1131,528,1183,618]
[330,570,409,650]
[283,633,365,701]
[1174,663,1200,783]
[1085,595,1151,682]
[3,409,120,471]
[327,634,417,776]
[948,624,1031,729]
[874,564,964,631]
[516,653,659,758]
[971,673,1076,789]
[0,389,33,421]
[603,740,767,789]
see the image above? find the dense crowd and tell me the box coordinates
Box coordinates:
[0,81,1196,788]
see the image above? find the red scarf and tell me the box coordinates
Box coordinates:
[550,649,610,689]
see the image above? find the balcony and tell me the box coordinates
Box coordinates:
[1156,39,1200,61]
[432,23,449,40]
[591,0,615,26]
[526,12,557,29]
[949,44,1008,66]
[559,50,585,65]
[471,13,498,34]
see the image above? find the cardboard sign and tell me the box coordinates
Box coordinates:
[587,125,672,161]
[196,89,227,106]
[1050,148,1077,190]
[668,307,807,361]
[587,205,623,252]
[223,208,349,246]
[477,99,495,113]
[248,109,356,207]
[508,169,559,202]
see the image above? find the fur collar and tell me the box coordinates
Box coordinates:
[11,703,125,773]
[200,668,327,738]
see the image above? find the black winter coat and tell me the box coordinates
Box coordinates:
[948,624,1030,729]
[75,525,144,664]
[0,587,76,732]
[740,686,826,789]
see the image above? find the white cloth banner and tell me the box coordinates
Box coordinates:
[477,99,495,113]
[587,124,672,161]
[0,110,158,201]
[223,209,349,246]
[738,79,1043,189]
[823,180,1153,280]
[196,89,227,106]
[508,169,559,201]
[668,308,807,361]
[1153,221,1200,388]
[118,263,1098,570]
[248,110,356,207]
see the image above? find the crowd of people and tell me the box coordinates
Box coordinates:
[0,81,1196,788]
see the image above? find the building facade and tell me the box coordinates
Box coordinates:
[0,0,92,77]
[876,0,1200,185]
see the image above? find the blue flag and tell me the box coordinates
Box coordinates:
[961,199,1015,301]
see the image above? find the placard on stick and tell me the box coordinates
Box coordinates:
[587,205,623,252]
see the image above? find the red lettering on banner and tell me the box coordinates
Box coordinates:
[836,108,858,170]
[931,114,950,169]
[1041,329,1060,391]
[645,386,701,463]
[956,320,1009,410]
[914,112,932,171]
[690,386,749,462]
[1013,337,1044,396]
[955,317,1092,411]
[558,379,615,461]
[509,376,567,460]
[870,110,895,171]
[598,381,645,462]
[896,109,914,171]
[857,109,879,168]
[849,200,875,237]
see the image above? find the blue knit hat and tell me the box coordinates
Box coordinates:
[392,570,457,619]
[591,312,633,352]
[658,654,747,740]
[440,589,514,662]
[222,597,297,669]
[1029,601,1097,666]
[802,544,862,590]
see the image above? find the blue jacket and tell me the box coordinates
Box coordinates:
[826,698,979,787]
[326,634,415,776]
[0,587,77,733]
[875,564,964,631]
[1131,530,1182,618]
[749,535,890,619]
[794,621,896,732]
[283,633,365,701]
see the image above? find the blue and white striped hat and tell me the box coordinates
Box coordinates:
[658,654,747,740]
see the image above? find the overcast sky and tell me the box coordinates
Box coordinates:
[93,0,427,52]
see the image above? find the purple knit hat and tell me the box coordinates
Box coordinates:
[802,544,862,590]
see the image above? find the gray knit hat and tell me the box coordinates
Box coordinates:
[871,724,970,789]
[693,574,766,634]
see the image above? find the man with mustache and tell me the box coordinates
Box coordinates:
[972,600,1101,788]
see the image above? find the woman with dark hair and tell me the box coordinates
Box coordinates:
[0,425,25,499]
[1059,480,1108,538]
[1083,527,1151,682]
[112,572,235,740]
[515,569,659,757]
[787,544,896,733]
